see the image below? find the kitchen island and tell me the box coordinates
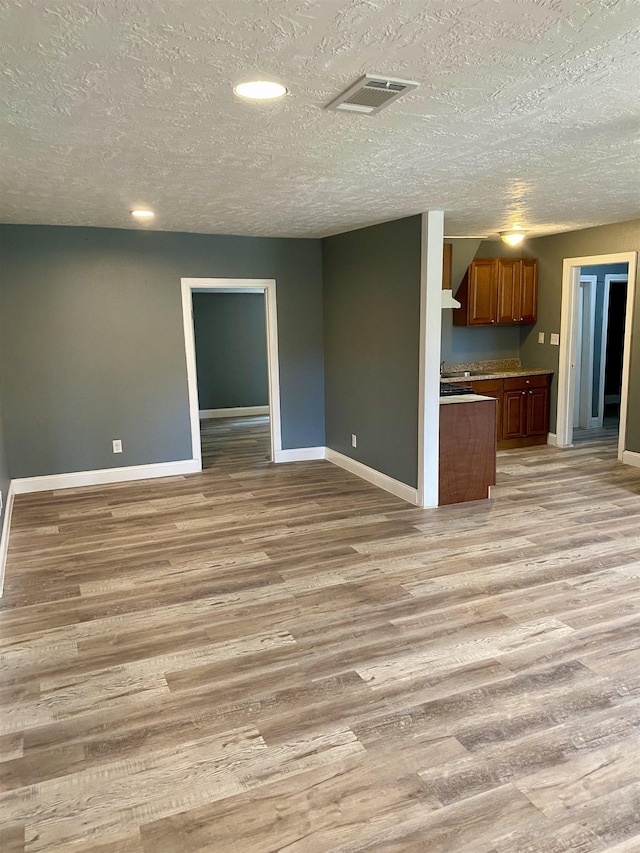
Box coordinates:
[439,394,497,506]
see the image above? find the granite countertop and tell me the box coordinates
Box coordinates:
[441,358,554,384]
[439,394,497,404]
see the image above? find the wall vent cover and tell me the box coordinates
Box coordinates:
[326,74,419,115]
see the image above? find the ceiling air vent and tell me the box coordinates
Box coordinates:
[326,74,419,115]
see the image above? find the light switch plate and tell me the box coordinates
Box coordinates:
[550,333,560,346]
[538,332,545,344]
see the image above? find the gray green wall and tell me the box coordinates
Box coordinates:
[0,385,9,531]
[193,293,268,410]
[511,219,639,445]
[0,225,325,478]
[322,216,422,488]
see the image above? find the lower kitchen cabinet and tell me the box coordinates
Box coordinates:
[471,373,551,448]
[503,388,528,439]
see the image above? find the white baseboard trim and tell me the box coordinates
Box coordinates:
[547,433,558,446]
[622,450,640,468]
[273,447,326,463]
[325,448,418,505]
[199,406,269,420]
[11,458,201,495]
[0,483,16,598]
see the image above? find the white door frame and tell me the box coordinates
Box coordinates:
[181,278,282,467]
[575,275,597,429]
[557,252,637,459]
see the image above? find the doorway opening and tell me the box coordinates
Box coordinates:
[193,290,271,469]
[575,266,629,435]
[556,252,637,459]
[181,278,282,471]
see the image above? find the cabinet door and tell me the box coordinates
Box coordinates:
[519,259,538,323]
[527,387,549,435]
[468,259,497,325]
[442,242,453,291]
[496,259,520,324]
[502,390,528,439]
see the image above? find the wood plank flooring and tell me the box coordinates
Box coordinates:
[1,416,640,852]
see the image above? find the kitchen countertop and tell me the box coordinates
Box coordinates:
[439,394,496,404]
[440,358,554,384]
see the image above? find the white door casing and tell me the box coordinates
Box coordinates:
[181,278,282,467]
[557,252,636,459]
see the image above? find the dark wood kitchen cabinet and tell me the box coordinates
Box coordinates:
[496,258,520,324]
[520,258,538,323]
[502,388,529,439]
[471,372,550,448]
[463,258,497,325]
[454,258,538,326]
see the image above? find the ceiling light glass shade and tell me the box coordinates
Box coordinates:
[234,81,288,100]
[131,209,155,218]
[500,229,527,246]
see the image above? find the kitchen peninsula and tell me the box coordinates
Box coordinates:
[439,392,497,506]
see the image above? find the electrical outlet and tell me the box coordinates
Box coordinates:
[538,332,545,344]
[351,434,357,448]
[112,439,123,453]
[550,333,560,346]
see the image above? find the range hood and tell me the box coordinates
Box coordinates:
[442,289,461,309]
[441,242,461,309]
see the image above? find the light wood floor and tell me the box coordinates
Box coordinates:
[2,417,640,852]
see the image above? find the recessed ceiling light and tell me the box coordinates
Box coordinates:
[131,209,154,218]
[234,81,288,100]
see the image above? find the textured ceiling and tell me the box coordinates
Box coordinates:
[1,0,639,239]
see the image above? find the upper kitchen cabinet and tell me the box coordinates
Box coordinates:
[453,258,538,326]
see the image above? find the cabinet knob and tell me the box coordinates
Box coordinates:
[522,391,526,395]
[526,379,530,384]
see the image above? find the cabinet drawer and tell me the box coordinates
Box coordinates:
[471,379,503,394]
[503,374,550,391]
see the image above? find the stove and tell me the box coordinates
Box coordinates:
[440,381,473,397]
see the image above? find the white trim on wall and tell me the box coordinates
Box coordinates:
[273,447,325,463]
[181,278,282,468]
[199,406,269,420]
[547,433,559,446]
[325,448,418,505]
[556,252,637,461]
[11,458,200,495]
[0,484,16,598]
[622,450,640,469]
[417,211,445,508]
